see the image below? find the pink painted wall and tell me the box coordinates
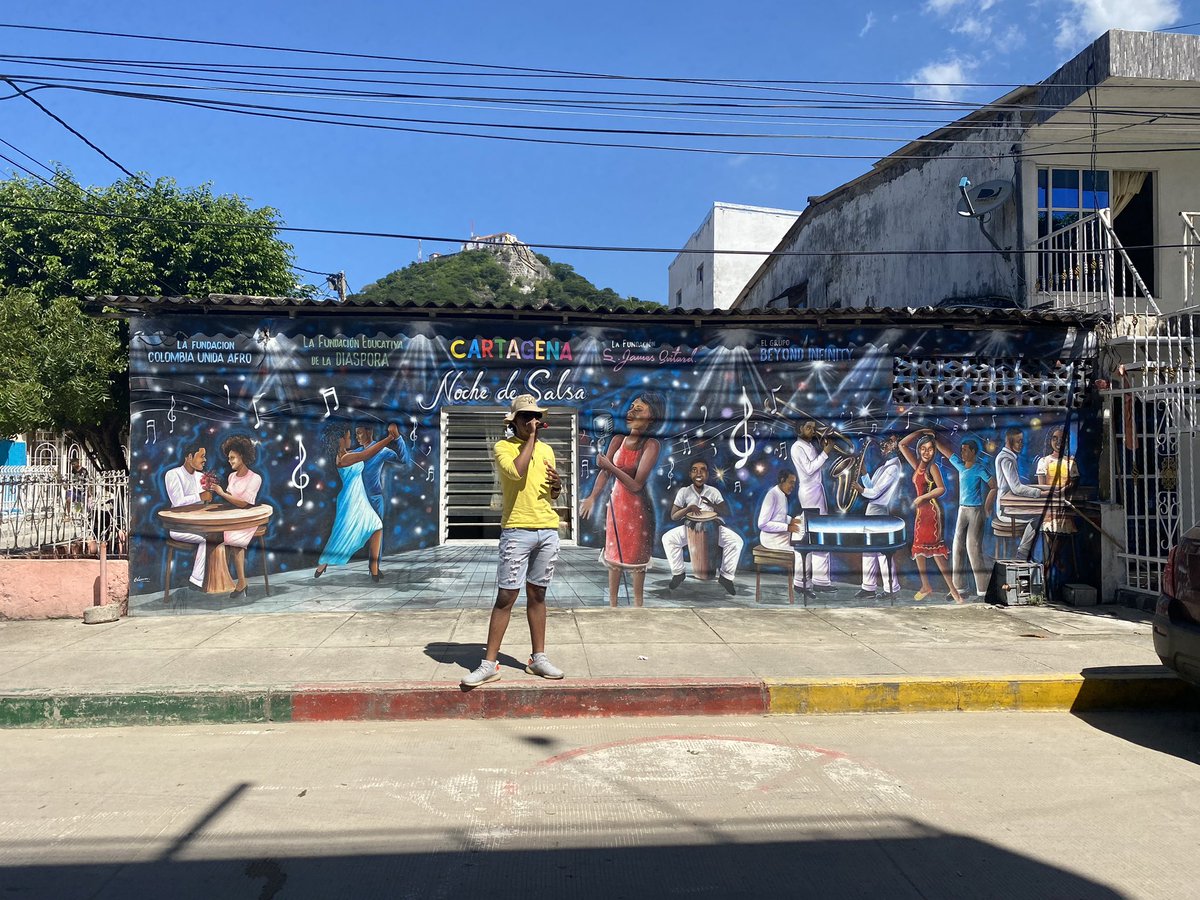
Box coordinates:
[0,560,129,620]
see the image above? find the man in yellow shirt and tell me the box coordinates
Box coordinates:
[462,394,565,687]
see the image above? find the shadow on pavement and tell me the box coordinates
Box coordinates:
[0,825,1126,899]
[1075,708,1200,765]
[423,641,525,673]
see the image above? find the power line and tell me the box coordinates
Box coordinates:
[2,78,136,178]
[1,22,1197,91]
[13,81,1200,162]
[2,200,1197,258]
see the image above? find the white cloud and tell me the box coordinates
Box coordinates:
[924,0,997,15]
[912,58,976,101]
[1055,0,1181,52]
[952,15,993,39]
[859,11,877,37]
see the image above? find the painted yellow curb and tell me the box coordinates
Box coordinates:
[765,674,1197,714]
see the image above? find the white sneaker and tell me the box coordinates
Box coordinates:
[461,659,501,687]
[525,652,564,679]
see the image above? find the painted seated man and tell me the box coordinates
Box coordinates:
[663,459,744,595]
[163,443,213,590]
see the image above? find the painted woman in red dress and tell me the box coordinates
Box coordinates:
[899,429,964,604]
[580,394,664,607]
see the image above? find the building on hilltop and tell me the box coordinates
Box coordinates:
[460,232,551,294]
[667,202,800,311]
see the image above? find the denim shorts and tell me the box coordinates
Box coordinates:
[497,528,560,590]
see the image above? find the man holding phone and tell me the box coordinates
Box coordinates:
[462,394,565,687]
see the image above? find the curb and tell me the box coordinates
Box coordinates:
[1,672,1193,728]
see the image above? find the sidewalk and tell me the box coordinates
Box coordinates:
[0,602,1193,727]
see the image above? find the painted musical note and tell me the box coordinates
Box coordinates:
[770,386,782,414]
[778,441,786,458]
[710,443,717,457]
[167,396,177,433]
[679,437,691,458]
[426,464,435,483]
[290,436,310,507]
[144,419,156,444]
[667,455,675,479]
[700,405,708,425]
[729,390,755,469]
[223,384,231,405]
[409,421,418,443]
[581,458,590,479]
[422,443,432,456]
[320,386,339,418]
[253,399,262,429]
[991,415,997,428]
[733,481,742,494]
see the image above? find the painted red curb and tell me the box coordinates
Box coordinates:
[290,678,769,721]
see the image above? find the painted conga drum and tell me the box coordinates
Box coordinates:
[685,512,720,581]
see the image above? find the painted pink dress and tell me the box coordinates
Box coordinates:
[223,469,263,547]
[603,436,657,570]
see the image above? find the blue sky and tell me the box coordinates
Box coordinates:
[1,0,1196,302]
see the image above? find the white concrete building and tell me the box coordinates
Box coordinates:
[667,202,799,311]
[734,29,1200,316]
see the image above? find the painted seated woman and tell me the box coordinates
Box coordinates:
[314,421,402,582]
[208,434,263,600]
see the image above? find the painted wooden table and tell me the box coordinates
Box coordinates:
[157,503,274,594]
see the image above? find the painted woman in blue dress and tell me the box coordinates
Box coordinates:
[314,421,402,582]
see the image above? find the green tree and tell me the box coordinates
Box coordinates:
[0,172,303,470]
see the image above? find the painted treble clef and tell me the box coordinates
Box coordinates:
[729,390,755,469]
[290,436,310,507]
[167,396,177,433]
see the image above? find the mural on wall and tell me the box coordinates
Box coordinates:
[128,315,1098,614]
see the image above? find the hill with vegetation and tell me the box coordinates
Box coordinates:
[351,249,659,311]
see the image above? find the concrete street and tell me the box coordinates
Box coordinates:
[2,712,1198,898]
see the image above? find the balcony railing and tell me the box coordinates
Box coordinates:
[1184,212,1200,311]
[1029,208,1159,319]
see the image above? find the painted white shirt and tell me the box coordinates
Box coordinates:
[673,483,725,512]
[165,464,205,507]
[995,446,1042,518]
[790,438,829,514]
[859,456,903,514]
[757,485,793,550]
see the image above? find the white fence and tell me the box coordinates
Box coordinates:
[0,468,128,558]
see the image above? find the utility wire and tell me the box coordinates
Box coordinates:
[2,22,1198,91]
[2,78,135,178]
[11,81,1200,161]
[3,200,1197,258]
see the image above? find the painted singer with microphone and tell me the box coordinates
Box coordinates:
[461,394,566,687]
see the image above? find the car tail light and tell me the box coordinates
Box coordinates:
[1164,545,1179,599]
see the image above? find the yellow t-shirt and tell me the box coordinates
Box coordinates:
[493,437,560,529]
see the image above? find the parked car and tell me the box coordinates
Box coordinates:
[1154,527,1200,685]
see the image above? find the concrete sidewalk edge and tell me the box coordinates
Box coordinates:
[1,672,1195,728]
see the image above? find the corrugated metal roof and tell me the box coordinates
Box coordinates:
[88,294,1100,327]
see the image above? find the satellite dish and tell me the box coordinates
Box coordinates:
[956,179,1013,218]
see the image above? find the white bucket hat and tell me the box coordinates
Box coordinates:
[504,394,548,423]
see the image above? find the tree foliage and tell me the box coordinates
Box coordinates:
[0,172,302,469]
[354,249,657,312]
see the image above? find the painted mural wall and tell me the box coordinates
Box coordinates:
[128,314,1098,614]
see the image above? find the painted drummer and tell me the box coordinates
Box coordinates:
[662,459,744,595]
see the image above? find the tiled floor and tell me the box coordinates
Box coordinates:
[128,544,976,617]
